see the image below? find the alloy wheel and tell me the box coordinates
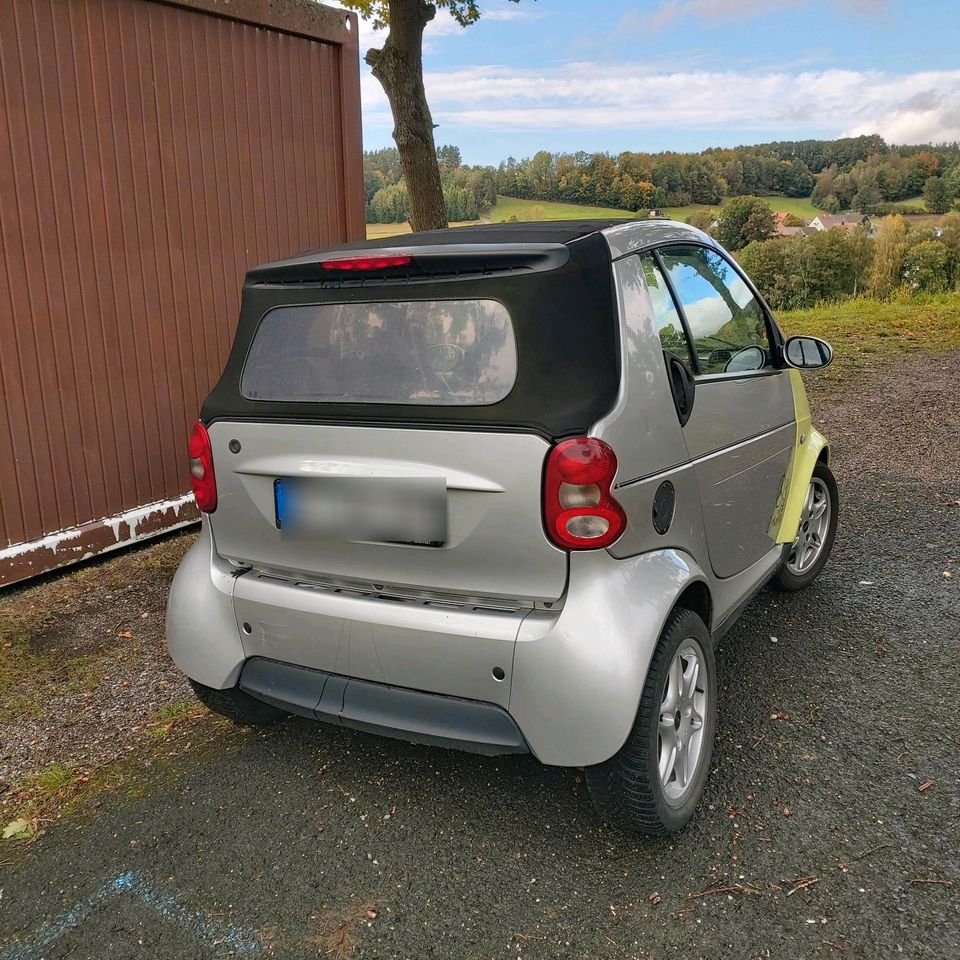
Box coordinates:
[658,639,708,804]
[786,476,831,575]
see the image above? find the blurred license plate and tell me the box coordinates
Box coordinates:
[275,477,447,547]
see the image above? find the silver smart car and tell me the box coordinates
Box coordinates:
[167,219,838,834]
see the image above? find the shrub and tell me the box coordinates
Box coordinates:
[867,215,908,299]
[738,228,873,309]
[366,182,410,223]
[715,196,775,250]
[686,210,716,232]
[902,239,952,293]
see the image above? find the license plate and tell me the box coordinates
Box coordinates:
[274,476,447,547]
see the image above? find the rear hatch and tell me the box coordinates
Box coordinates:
[202,227,619,605]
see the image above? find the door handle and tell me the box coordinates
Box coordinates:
[664,351,696,427]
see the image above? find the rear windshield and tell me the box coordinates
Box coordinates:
[241,299,517,406]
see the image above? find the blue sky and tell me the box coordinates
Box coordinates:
[346,0,960,165]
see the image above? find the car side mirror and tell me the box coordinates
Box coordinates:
[784,336,833,370]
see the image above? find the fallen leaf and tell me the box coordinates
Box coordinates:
[3,818,34,841]
[118,630,133,638]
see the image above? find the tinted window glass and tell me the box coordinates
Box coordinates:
[241,300,517,405]
[640,254,695,368]
[658,246,771,376]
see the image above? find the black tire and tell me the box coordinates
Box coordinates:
[773,460,838,592]
[585,607,716,835]
[189,679,285,726]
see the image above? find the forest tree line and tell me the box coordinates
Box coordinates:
[363,136,960,222]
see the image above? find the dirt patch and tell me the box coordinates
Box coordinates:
[806,349,960,489]
[0,530,199,802]
[307,903,380,960]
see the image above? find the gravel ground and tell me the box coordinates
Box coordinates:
[0,351,957,960]
[0,534,195,799]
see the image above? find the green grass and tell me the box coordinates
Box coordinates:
[0,631,100,722]
[778,292,960,378]
[489,194,821,222]
[487,195,634,221]
[4,763,85,837]
[663,195,822,222]
[364,197,636,239]
[883,196,928,211]
[146,701,206,739]
[365,219,480,240]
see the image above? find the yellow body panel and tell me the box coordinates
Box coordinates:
[773,370,830,544]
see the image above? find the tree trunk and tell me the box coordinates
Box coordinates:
[366,0,447,232]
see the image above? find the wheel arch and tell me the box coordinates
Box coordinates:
[773,426,830,544]
[511,549,712,767]
[673,579,713,633]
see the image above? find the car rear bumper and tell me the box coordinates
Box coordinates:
[166,522,710,767]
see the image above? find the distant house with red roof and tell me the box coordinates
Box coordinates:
[809,213,869,232]
[774,224,816,237]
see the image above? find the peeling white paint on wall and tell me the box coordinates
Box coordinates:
[0,492,197,562]
[0,524,88,561]
[105,492,195,542]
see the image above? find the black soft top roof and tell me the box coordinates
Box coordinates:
[203,225,622,439]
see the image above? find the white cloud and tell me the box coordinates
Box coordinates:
[642,0,886,31]
[481,6,543,22]
[359,61,960,145]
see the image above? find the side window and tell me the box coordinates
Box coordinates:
[658,246,771,376]
[639,254,696,369]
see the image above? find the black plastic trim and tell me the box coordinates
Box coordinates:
[711,544,791,644]
[239,658,529,756]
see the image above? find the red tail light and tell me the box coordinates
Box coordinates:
[188,421,217,513]
[544,438,626,550]
[320,255,412,271]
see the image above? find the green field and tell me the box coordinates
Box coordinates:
[367,195,825,238]
[492,194,826,222]
[493,194,824,223]
[365,196,633,238]
[365,220,480,239]
[365,194,937,238]
[778,292,960,379]
[662,195,822,222]
[487,195,634,221]
[884,196,928,211]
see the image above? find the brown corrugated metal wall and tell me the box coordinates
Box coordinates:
[0,0,365,585]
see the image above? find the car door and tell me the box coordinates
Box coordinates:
[650,244,795,579]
